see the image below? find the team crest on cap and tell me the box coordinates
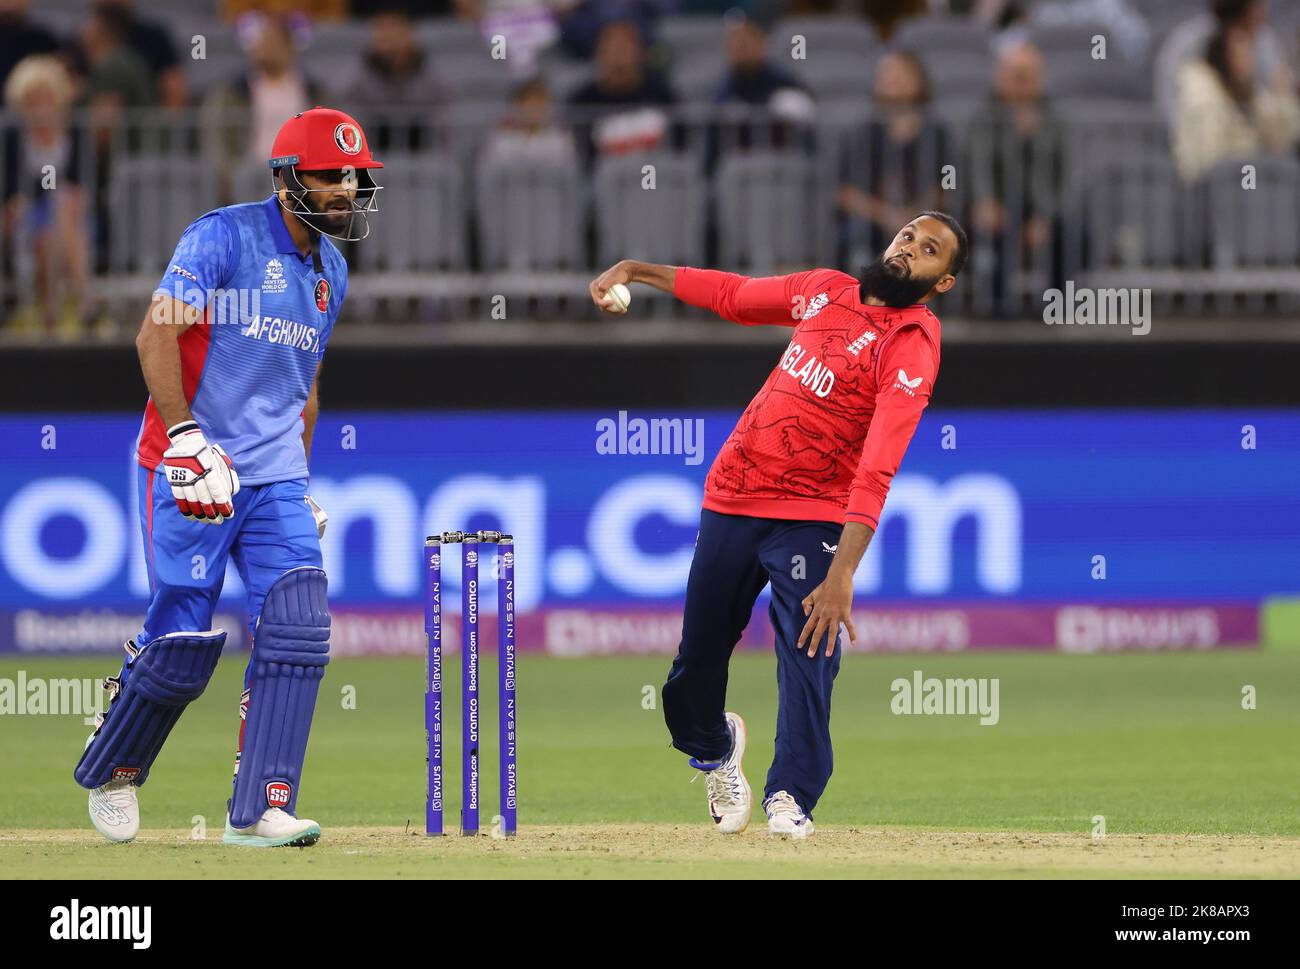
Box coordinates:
[334,122,362,155]
[314,278,331,313]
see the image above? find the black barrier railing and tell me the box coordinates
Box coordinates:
[6,339,1300,410]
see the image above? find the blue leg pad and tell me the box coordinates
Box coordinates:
[229,567,331,827]
[74,630,227,789]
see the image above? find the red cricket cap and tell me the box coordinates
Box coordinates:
[268,106,383,172]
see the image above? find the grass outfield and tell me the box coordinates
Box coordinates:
[2,650,1298,878]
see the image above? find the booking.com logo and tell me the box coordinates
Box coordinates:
[0,472,1023,607]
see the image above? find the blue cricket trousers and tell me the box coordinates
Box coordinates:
[663,508,844,815]
[124,467,322,692]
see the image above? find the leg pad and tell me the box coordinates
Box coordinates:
[75,631,226,789]
[229,567,330,827]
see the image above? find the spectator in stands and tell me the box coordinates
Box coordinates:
[837,51,949,267]
[707,10,814,171]
[334,10,450,151]
[555,0,667,61]
[2,55,89,338]
[74,5,153,282]
[567,19,676,165]
[0,0,61,92]
[967,41,1065,314]
[91,0,188,110]
[201,13,325,203]
[79,3,155,119]
[482,76,577,165]
[224,0,349,18]
[865,0,928,42]
[713,11,806,108]
[1155,0,1290,125]
[1173,19,1300,181]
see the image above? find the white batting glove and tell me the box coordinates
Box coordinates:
[162,421,240,524]
[305,494,327,538]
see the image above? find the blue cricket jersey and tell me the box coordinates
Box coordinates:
[136,195,348,484]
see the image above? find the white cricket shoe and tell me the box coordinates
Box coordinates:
[693,712,752,834]
[85,681,139,844]
[765,790,814,840]
[222,808,321,848]
[88,778,139,843]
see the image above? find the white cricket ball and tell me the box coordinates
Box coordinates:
[606,282,631,313]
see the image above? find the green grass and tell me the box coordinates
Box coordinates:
[3,650,1298,876]
[4,650,1298,832]
[1264,597,1300,650]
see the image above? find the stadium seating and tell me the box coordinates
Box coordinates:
[107,156,219,276]
[1206,157,1300,270]
[476,159,585,272]
[893,15,993,55]
[715,151,827,273]
[356,153,466,274]
[4,5,1298,327]
[594,153,705,268]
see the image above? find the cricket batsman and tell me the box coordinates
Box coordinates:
[75,107,381,846]
[589,213,967,839]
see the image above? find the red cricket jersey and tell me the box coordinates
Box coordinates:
[675,266,941,528]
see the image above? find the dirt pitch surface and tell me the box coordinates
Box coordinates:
[5,825,1298,879]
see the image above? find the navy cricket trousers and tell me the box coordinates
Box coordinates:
[662,508,844,815]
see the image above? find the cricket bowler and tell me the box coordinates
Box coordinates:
[589,212,967,838]
[75,107,382,846]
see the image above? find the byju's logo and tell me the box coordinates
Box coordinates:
[49,899,152,949]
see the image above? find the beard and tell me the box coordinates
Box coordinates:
[858,255,940,308]
[300,194,355,235]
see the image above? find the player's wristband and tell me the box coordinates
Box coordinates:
[166,420,200,441]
